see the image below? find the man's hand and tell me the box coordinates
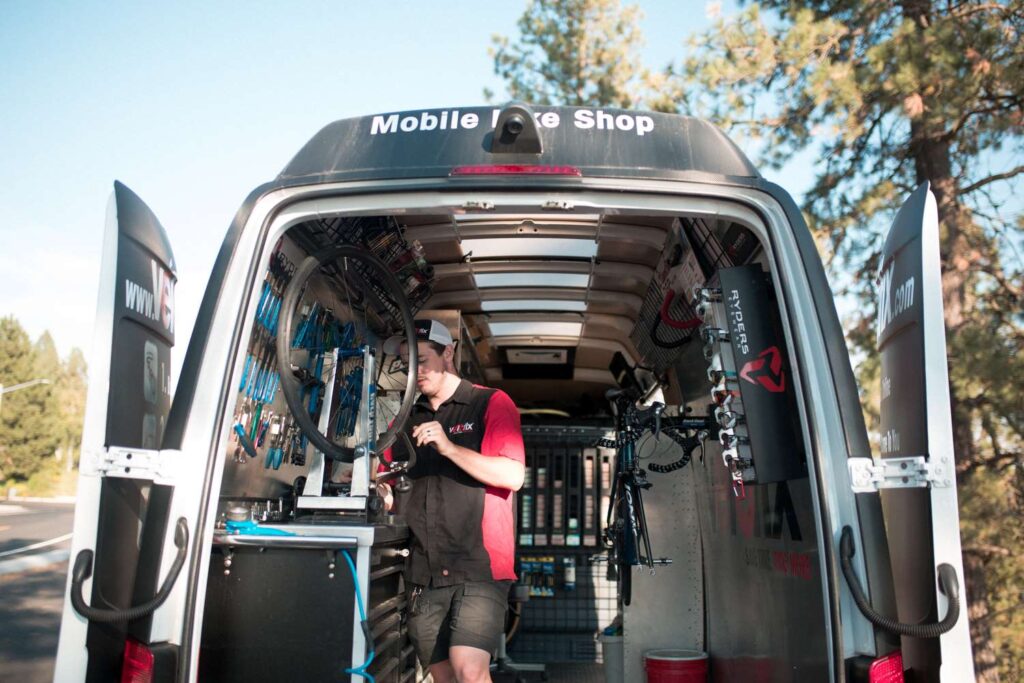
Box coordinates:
[375,481,395,511]
[412,421,453,456]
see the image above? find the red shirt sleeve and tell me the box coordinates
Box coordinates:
[481,390,525,463]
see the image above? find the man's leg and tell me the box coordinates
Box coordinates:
[428,660,457,683]
[407,584,457,679]
[449,645,493,683]
[447,581,511,683]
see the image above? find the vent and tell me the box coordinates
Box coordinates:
[507,349,569,365]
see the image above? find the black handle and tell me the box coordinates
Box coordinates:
[71,517,189,623]
[840,525,960,637]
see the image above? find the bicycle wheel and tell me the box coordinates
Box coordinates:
[276,245,418,462]
[618,480,641,606]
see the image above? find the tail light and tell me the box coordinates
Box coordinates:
[869,651,904,682]
[451,164,581,176]
[121,638,154,683]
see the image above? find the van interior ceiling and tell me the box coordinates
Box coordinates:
[199,195,813,682]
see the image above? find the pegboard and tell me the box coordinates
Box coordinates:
[623,433,705,681]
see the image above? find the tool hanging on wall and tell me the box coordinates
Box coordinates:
[231,247,294,466]
[291,302,362,446]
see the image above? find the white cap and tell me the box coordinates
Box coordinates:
[382,318,453,355]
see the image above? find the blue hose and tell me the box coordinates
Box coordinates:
[342,549,375,682]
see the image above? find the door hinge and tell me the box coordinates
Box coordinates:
[848,456,953,493]
[83,447,180,482]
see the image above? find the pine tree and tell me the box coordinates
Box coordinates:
[0,317,59,481]
[488,0,648,107]
[57,347,88,468]
[675,2,1023,679]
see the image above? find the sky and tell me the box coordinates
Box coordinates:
[0,0,780,376]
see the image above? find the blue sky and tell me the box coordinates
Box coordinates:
[0,0,773,370]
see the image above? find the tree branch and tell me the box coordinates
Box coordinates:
[960,165,1024,195]
[962,543,1012,558]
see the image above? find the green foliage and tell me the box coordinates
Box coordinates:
[0,317,87,483]
[488,0,649,107]
[3,456,78,498]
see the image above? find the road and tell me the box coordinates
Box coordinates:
[0,500,75,683]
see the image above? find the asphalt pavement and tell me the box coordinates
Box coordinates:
[0,500,76,683]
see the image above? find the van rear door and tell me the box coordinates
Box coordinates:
[871,182,974,680]
[56,181,186,681]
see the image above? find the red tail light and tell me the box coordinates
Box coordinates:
[121,638,154,683]
[451,164,582,176]
[869,651,904,682]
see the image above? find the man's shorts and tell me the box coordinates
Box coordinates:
[406,579,511,666]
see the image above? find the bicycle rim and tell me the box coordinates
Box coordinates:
[276,245,418,462]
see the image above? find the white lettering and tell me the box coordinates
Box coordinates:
[880,428,901,455]
[370,114,399,135]
[125,280,154,318]
[876,265,893,341]
[370,108,653,137]
[420,112,438,131]
[151,260,160,320]
[876,264,915,341]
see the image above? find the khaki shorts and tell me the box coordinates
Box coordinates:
[406,580,511,666]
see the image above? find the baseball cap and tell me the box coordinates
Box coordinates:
[382,318,453,355]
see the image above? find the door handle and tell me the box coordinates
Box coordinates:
[70,517,189,623]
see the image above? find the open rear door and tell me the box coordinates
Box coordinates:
[56,181,185,681]
[873,183,974,680]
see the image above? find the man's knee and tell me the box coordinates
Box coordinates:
[449,645,492,683]
[428,659,457,683]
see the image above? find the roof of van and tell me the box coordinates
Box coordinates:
[277,105,760,184]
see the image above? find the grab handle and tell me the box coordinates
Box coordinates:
[840,525,960,637]
[71,517,189,623]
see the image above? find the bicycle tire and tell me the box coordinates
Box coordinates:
[276,245,418,462]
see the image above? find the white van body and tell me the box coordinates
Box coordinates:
[55,105,972,682]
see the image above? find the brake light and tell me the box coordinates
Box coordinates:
[451,164,582,176]
[868,651,904,682]
[121,638,154,683]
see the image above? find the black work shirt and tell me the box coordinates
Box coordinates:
[392,379,524,587]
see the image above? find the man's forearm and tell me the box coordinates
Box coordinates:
[442,444,525,491]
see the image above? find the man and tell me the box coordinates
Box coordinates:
[381,319,525,683]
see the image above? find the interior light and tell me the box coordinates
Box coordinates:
[482,300,587,312]
[454,212,602,222]
[476,273,590,288]
[488,321,583,337]
[462,237,597,259]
